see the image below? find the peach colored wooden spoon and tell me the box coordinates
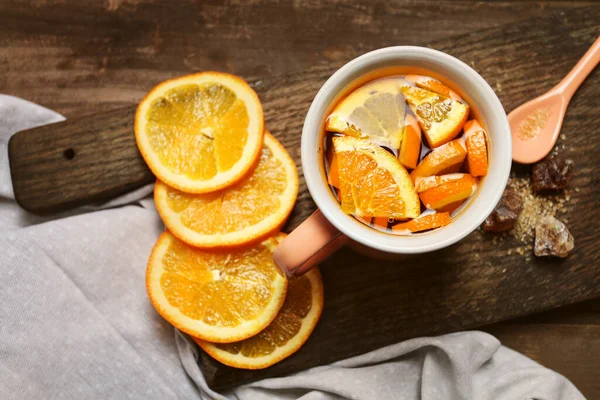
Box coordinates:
[510,35,600,164]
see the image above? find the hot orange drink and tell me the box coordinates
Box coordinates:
[323,74,489,234]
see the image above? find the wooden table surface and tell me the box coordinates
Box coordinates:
[2,0,599,397]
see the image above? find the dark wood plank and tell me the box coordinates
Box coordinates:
[8,0,600,216]
[0,1,595,117]
[200,6,600,389]
[2,0,599,395]
[8,106,150,213]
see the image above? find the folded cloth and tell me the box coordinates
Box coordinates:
[0,94,585,400]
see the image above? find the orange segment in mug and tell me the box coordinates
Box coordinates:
[322,73,490,235]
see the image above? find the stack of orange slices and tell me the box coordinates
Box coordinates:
[135,72,323,369]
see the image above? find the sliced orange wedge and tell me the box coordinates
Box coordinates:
[326,144,340,188]
[463,120,489,177]
[372,217,391,230]
[414,173,467,193]
[194,268,324,369]
[325,77,407,150]
[328,154,339,188]
[398,114,422,170]
[392,212,451,233]
[354,215,374,226]
[154,132,298,248]
[437,162,463,175]
[333,136,420,219]
[135,72,264,193]
[401,85,469,148]
[146,232,287,343]
[405,75,462,101]
[410,139,467,181]
[418,174,477,210]
[437,200,466,214]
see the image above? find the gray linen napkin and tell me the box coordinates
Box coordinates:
[0,94,585,400]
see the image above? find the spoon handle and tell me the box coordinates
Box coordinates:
[555,35,600,100]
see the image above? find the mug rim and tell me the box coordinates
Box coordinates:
[301,46,512,254]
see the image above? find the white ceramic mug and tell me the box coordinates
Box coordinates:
[274,46,512,276]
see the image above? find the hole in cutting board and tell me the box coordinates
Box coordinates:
[63,148,76,160]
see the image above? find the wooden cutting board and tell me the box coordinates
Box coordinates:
[8,6,600,390]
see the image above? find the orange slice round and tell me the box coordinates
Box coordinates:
[398,114,422,170]
[418,174,477,210]
[392,212,451,233]
[410,139,467,181]
[194,268,324,369]
[401,85,469,148]
[325,77,407,151]
[146,231,287,343]
[135,72,264,193]
[463,120,489,177]
[333,136,420,219]
[154,132,298,248]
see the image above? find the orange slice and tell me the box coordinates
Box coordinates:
[437,162,463,175]
[418,174,477,210]
[414,173,467,193]
[154,132,298,248]
[354,215,374,226]
[405,75,462,101]
[328,154,339,188]
[325,77,407,150]
[410,139,467,181]
[392,212,451,233]
[333,136,420,219]
[438,200,465,214]
[146,231,287,343]
[194,268,324,369]
[372,217,390,230]
[326,144,340,188]
[399,114,422,169]
[401,85,469,148]
[333,187,342,202]
[135,72,264,193]
[463,120,489,177]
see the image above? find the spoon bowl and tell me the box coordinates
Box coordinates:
[510,91,567,164]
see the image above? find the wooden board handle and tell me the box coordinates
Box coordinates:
[8,106,154,214]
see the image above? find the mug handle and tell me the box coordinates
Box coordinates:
[274,210,347,276]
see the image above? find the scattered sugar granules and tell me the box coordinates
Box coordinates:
[507,176,569,246]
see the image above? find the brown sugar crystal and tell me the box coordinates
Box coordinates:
[498,177,569,247]
[534,215,574,258]
[517,108,551,141]
[532,156,574,192]
[482,187,523,232]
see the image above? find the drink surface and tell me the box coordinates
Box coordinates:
[323,74,489,235]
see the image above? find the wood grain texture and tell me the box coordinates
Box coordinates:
[2,0,599,396]
[9,106,147,213]
[0,0,596,116]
